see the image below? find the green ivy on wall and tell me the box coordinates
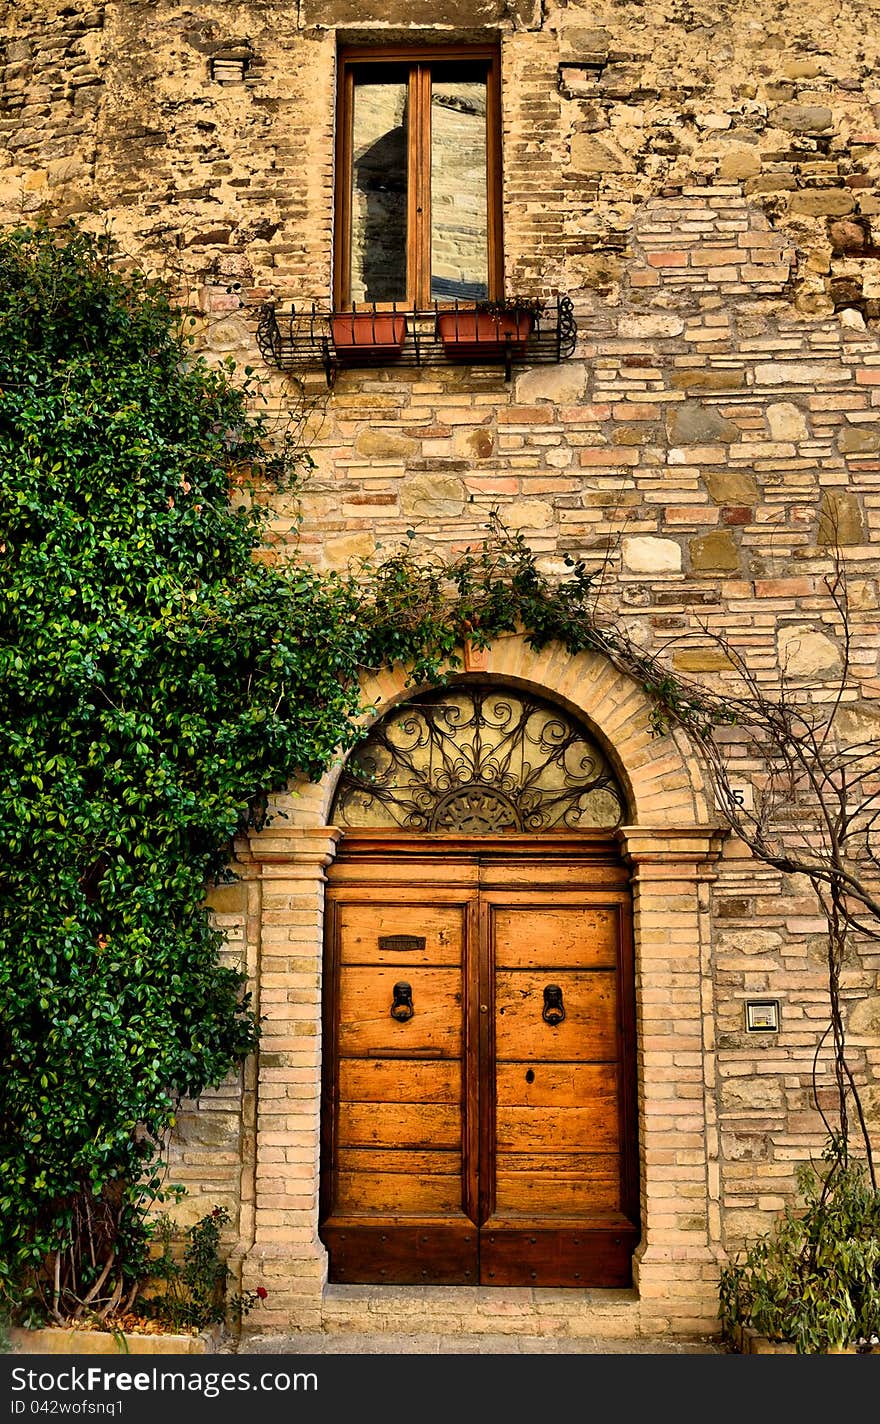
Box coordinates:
[0,223,385,1320]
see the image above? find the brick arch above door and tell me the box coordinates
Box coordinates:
[269,632,715,836]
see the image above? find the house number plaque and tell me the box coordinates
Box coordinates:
[378,934,426,953]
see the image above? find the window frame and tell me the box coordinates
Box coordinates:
[334,43,503,310]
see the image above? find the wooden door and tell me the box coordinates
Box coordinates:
[320,834,639,1287]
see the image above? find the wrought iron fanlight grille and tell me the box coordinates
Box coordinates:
[331,684,625,833]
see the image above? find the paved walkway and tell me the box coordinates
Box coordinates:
[243,1331,727,1354]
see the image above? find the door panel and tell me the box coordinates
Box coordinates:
[484,895,636,1284]
[339,1101,460,1148]
[339,902,463,966]
[494,970,618,1061]
[320,842,639,1288]
[494,1155,621,1213]
[493,905,619,968]
[338,966,463,1056]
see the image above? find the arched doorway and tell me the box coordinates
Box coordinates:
[319,681,640,1287]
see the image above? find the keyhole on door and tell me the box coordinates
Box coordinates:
[525,1068,535,1084]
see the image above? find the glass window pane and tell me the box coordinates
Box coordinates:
[430,74,488,302]
[350,74,408,304]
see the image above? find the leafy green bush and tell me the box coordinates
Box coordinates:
[0,222,372,1322]
[719,1138,880,1353]
[141,1207,266,1333]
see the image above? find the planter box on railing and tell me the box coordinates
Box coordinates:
[330,311,407,362]
[256,296,577,387]
[436,308,535,360]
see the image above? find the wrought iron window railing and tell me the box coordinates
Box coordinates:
[256,295,577,386]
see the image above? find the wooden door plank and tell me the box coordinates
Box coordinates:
[339,1101,460,1149]
[493,906,619,969]
[321,1220,478,1285]
[339,1058,460,1102]
[495,1166,620,1214]
[496,1061,618,1107]
[336,1170,462,1214]
[338,1147,460,1176]
[495,1103,620,1153]
[479,1224,639,1288]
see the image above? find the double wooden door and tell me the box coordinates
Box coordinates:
[319,834,639,1287]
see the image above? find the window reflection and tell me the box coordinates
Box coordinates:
[431,75,488,302]
[350,77,408,304]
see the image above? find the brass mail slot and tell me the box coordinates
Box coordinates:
[378,934,427,953]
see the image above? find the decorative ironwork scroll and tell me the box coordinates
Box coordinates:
[331,684,625,832]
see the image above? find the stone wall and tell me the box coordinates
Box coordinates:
[3,0,879,1323]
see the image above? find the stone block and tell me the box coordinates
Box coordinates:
[205,882,247,913]
[838,423,880,455]
[504,498,553,530]
[720,1077,785,1111]
[666,402,741,445]
[688,531,739,572]
[622,536,682,574]
[569,133,631,174]
[670,369,744,392]
[846,994,880,1038]
[718,148,762,181]
[400,472,466,519]
[767,401,808,442]
[717,929,783,955]
[618,312,684,339]
[771,103,833,132]
[452,427,495,459]
[788,189,855,217]
[672,649,735,672]
[354,429,418,459]
[817,489,864,545]
[703,470,759,505]
[515,362,588,404]
[777,624,842,678]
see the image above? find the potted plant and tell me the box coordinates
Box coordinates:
[436,296,543,359]
[330,307,407,362]
[719,1136,880,1354]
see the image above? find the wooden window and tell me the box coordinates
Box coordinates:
[334,44,502,309]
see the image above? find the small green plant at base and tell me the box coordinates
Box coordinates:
[142,1208,267,1333]
[719,1136,880,1353]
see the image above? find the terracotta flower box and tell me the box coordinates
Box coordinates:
[330,311,407,361]
[436,307,535,359]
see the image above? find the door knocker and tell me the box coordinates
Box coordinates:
[390,980,415,1022]
[542,984,565,1026]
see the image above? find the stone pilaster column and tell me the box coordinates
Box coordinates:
[238,825,340,1334]
[618,826,726,1335]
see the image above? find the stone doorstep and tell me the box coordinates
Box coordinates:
[7,1324,224,1355]
[313,1284,692,1340]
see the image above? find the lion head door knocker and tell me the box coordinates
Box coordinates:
[542,984,565,1026]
